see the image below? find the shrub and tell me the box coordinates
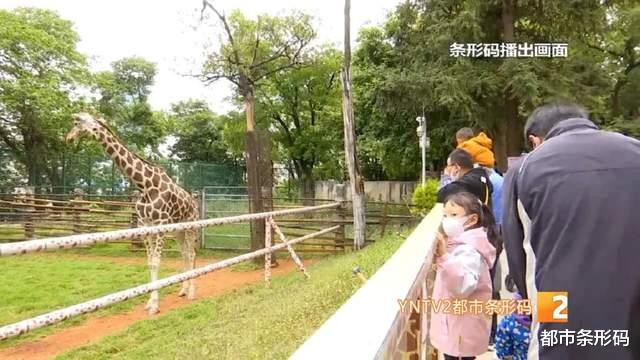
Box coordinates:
[410,178,439,216]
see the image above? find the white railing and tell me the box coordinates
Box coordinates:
[290,204,442,360]
[0,202,339,256]
[0,203,340,341]
[0,226,338,341]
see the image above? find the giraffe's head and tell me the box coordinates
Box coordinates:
[65,113,105,143]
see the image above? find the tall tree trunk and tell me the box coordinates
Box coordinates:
[244,88,265,264]
[300,168,315,207]
[493,121,508,173]
[342,0,366,249]
[612,78,626,118]
[501,0,523,171]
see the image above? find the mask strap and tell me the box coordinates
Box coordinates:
[481,176,489,206]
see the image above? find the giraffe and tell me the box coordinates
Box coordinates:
[65,112,199,314]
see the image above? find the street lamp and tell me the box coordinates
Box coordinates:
[416,116,428,186]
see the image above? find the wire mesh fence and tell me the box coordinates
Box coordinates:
[1,154,244,195]
[0,182,420,253]
[200,186,419,252]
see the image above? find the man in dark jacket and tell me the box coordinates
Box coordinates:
[437,148,493,207]
[502,102,640,360]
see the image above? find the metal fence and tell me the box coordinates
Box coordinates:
[2,154,244,195]
[0,185,419,252]
[199,186,419,252]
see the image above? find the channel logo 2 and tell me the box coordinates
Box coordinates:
[537,292,568,323]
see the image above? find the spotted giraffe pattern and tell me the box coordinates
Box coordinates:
[65,112,200,314]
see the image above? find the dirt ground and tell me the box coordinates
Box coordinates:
[0,255,314,360]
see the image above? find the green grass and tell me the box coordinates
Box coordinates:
[0,254,177,349]
[57,229,410,360]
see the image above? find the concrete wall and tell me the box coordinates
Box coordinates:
[315,180,418,203]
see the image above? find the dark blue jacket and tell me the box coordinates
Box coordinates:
[502,118,640,360]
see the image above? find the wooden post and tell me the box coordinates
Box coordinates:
[380,202,389,239]
[72,188,85,235]
[23,187,35,240]
[246,130,265,265]
[270,218,310,278]
[334,184,346,252]
[264,216,272,287]
[262,185,277,265]
[130,190,143,248]
[341,0,366,250]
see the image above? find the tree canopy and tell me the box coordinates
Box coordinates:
[0,7,89,187]
[1,3,640,193]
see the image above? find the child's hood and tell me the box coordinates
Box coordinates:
[449,227,496,266]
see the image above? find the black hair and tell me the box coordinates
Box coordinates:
[448,149,474,170]
[524,102,589,140]
[456,127,474,140]
[444,191,502,252]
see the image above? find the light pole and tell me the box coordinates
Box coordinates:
[416,116,428,186]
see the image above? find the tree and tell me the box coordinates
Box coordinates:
[341,0,366,249]
[0,8,89,189]
[353,0,617,173]
[168,99,239,165]
[257,48,343,202]
[581,4,640,119]
[199,1,315,257]
[93,57,168,155]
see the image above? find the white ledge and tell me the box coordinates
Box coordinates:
[290,204,443,360]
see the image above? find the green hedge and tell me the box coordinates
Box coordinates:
[410,178,439,216]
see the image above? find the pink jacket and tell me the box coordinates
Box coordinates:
[428,227,496,357]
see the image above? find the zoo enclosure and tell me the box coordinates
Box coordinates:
[1,153,244,195]
[0,186,419,253]
[0,202,340,340]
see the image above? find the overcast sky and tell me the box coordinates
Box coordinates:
[3,0,401,113]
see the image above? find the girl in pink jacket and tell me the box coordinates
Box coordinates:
[430,192,498,360]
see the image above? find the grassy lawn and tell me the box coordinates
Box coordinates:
[57,229,410,360]
[0,254,177,349]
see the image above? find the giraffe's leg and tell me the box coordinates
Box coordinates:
[144,233,163,315]
[175,231,190,297]
[184,228,197,299]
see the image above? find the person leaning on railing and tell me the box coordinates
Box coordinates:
[431,192,498,360]
[455,127,505,352]
[502,102,640,360]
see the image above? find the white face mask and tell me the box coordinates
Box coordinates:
[448,165,460,181]
[441,216,468,238]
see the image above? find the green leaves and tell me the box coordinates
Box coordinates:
[168,100,239,165]
[352,0,640,176]
[93,57,166,153]
[200,7,315,91]
[0,7,89,188]
[410,179,440,217]
[257,48,343,181]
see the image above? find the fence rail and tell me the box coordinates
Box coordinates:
[0,200,341,341]
[1,189,418,252]
[0,225,338,341]
[0,202,340,257]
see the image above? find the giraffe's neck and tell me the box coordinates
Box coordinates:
[91,127,157,191]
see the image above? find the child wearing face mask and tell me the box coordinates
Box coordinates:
[430,192,499,360]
